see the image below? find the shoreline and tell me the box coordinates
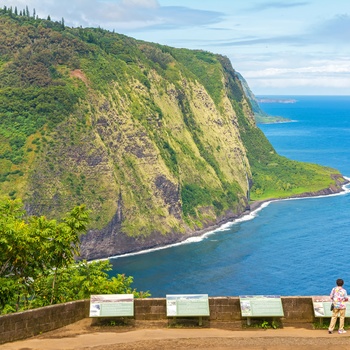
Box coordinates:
[106,178,350,261]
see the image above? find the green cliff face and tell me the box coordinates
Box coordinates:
[0,10,346,259]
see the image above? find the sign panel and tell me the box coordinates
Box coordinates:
[166,294,210,317]
[89,294,134,317]
[312,296,350,317]
[239,295,284,317]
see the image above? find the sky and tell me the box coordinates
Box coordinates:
[1,0,350,95]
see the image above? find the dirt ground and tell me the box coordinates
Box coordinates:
[1,319,350,350]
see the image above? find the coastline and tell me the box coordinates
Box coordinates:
[106,177,350,261]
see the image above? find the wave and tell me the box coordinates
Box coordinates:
[108,179,350,260]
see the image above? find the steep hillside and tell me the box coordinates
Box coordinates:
[0,8,346,260]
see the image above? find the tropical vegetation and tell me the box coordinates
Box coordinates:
[0,197,149,314]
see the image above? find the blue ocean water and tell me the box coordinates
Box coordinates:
[110,96,350,297]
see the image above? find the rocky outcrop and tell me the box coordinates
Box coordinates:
[80,175,349,260]
[80,201,249,261]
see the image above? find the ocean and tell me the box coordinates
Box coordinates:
[110,95,350,297]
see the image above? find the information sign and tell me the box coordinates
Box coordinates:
[239,295,284,317]
[166,294,210,317]
[312,296,350,318]
[89,294,134,317]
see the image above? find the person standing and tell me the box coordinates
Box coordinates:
[329,278,348,334]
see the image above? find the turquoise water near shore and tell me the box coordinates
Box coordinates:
[110,96,350,297]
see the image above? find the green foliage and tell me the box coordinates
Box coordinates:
[139,44,174,70]
[217,55,244,102]
[313,319,350,330]
[168,48,224,106]
[0,85,83,166]
[31,260,150,308]
[0,169,23,182]
[154,136,179,176]
[0,198,89,311]
[0,197,148,314]
[176,89,226,182]
[233,100,338,200]
[181,182,240,218]
[0,86,80,125]
[259,319,280,329]
[0,7,88,168]
[244,318,281,329]
[181,184,213,217]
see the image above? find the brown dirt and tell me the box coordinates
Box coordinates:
[1,319,350,350]
[70,69,89,86]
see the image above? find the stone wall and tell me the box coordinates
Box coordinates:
[0,300,90,345]
[0,296,321,344]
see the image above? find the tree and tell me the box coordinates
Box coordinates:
[0,198,89,312]
[33,260,150,306]
[0,198,26,278]
[0,198,149,314]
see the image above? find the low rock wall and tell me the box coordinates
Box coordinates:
[0,296,321,344]
[0,300,90,345]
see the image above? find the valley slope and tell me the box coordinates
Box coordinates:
[0,9,346,260]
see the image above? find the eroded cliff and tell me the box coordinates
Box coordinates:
[0,11,345,259]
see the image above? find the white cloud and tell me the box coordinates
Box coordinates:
[121,0,158,8]
[246,1,309,11]
[253,76,350,90]
[0,0,224,30]
[245,63,350,78]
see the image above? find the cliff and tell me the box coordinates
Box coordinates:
[236,72,291,124]
[0,8,346,260]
